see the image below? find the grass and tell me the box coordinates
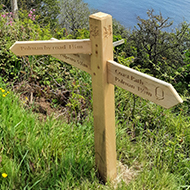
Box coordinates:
[0,82,102,189]
[0,80,190,189]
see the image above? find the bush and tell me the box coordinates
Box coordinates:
[120,9,190,95]
[0,6,53,82]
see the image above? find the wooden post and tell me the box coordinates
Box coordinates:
[89,12,117,182]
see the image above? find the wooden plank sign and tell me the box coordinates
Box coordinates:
[50,38,124,75]
[10,39,91,56]
[50,38,91,74]
[50,38,124,74]
[9,12,183,183]
[108,60,183,108]
[53,53,91,74]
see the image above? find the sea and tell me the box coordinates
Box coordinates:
[83,0,190,29]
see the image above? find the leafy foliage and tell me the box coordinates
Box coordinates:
[59,0,92,35]
[116,9,190,95]
[0,6,52,82]
[1,0,60,28]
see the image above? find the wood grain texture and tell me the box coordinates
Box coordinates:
[53,53,91,74]
[90,12,117,182]
[10,39,92,56]
[51,38,124,74]
[50,38,91,74]
[108,60,183,108]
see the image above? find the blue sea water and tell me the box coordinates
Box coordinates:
[83,0,190,29]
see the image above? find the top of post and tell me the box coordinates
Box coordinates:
[89,12,112,20]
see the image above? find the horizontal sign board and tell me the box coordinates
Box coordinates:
[108,60,183,108]
[10,39,92,56]
[52,54,91,74]
[50,38,91,74]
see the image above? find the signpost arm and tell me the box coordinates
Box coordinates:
[89,12,117,182]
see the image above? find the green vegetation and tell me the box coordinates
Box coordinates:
[59,0,92,34]
[0,1,190,189]
[0,79,100,189]
[1,0,60,28]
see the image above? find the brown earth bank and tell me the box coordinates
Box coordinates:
[12,80,73,122]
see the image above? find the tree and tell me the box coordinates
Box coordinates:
[11,0,18,19]
[59,0,91,34]
[128,9,189,81]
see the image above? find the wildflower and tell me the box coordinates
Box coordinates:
[30,11,33,14]
[33,9,35,11]
[28,14,32,17]
[2,94,6,97]
[1,89,5,93]
[2,173,7,178]
[1,14,6,18]
[7,91,9,94]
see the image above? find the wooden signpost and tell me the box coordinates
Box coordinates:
[10,12,183,182]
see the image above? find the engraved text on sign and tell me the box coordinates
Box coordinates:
[10,39,92,56]
[108,60,183,108]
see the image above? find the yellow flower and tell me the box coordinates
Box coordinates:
[2,173,8,178]
[2,94,6,97]
[7,91,10,94]
[1,89,5,93]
